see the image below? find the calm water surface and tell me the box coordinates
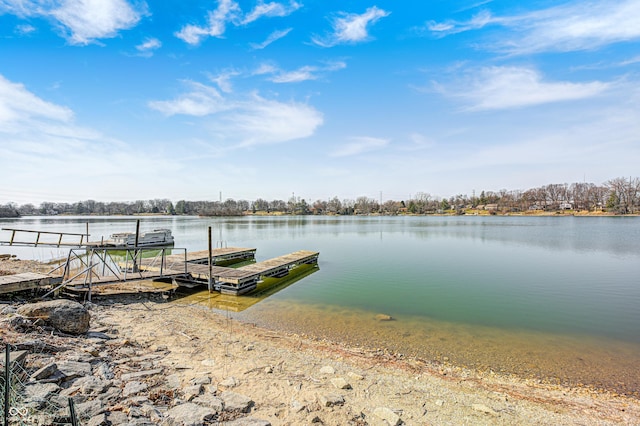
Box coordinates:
[2,215,639,395]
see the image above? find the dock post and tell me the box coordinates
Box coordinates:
[208,226,213,292]
[133,220,140,273]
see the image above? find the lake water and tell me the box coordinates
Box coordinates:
[1,215,639,395]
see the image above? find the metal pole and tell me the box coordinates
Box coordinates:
[4,344,10,426]
[208,226,213,293]
[133,220,140,273]
[68,398,78,426]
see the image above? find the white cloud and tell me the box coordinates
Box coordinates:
[257,61,346,83]
[253,63,278,75]
[15,24,36,35]
[427,0,640,54]
[1,0,145,44]
[148,81,229,116]
[207,70,240,93]
[426,10,494,37]
[53,0,144,45]
[0,75,73,125]
[175,0,240,45]
[439,66,610,111]
[312,6,390,47]
[175,0,299,45]
[250,28,292,49]
[230,94,323,146]
[270,66,317,83]
[242,1,301,25]
[135,37,161,56]
[511,0,640,53]
[148,81,323,147]
[331,136,389,157]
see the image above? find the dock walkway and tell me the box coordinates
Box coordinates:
[165,247,256,265]
[1,247,318,297]
[137,248,319,295]
[0,273,55,295]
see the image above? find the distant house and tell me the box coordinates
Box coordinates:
[485,204,498,211]
[559,202,573,210]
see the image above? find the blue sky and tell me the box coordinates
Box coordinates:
[1,0,639,205]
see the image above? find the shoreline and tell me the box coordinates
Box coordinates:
[59,291,640,424]
[2,210,639,219]
[1,259,640,424]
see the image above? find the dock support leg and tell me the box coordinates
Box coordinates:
[208,226,213,293]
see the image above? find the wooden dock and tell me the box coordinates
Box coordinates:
[0,247,318,298]
[165,247,256,266]
[137,249,319,295]
[0,273,56,295]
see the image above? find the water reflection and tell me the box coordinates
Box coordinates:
[173,263,319,312]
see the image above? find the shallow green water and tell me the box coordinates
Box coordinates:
[3,215,639,394]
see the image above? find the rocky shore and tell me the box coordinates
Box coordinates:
[1,258,639,425]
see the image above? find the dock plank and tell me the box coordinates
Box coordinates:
[0,272,50,294]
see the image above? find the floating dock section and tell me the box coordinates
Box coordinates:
[134,247,319,296]
[167,247,256,266]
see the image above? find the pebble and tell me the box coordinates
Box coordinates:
[472,403,497,415]
[330,377,352,389]
[319,365,335,375]
[373,407,402,426]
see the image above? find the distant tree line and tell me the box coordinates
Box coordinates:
[1,176,639,218]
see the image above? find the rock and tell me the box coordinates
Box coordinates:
[191,376,211,385]
[192,393,224,411]
[123,381,148,397]
[319,394,344,407]
[319,366,335,375]
[74,399,104,419]
[141,404,163,422]
[74,376,110,394]
[57,360,92,380]
[374,314,394,321]
[86,413,109,426]
[201,358,216,367]
[330,377,351,389]
[183,384,202,400]
[244,344,255,351]
[97,386,121,404]
[17,299,90,334]
[220,376,239,388]
[435,399,444,407]
[31,362,58,381]
[106,411,129,424]
[86,331,111,340]
[224,418,272,426]
[120,368,162,381]
[347,372,364,381]
[128,395,150,406]
[166,373,182,389]
[23,383,60,408]
[164,402,217,425]
[373,407,402,426]
[291,399,306,413]
[264,365,273,373]
[94,362,114,380]
[472,403,497,415]
[220,391,254,413]
[1,305,17,314]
